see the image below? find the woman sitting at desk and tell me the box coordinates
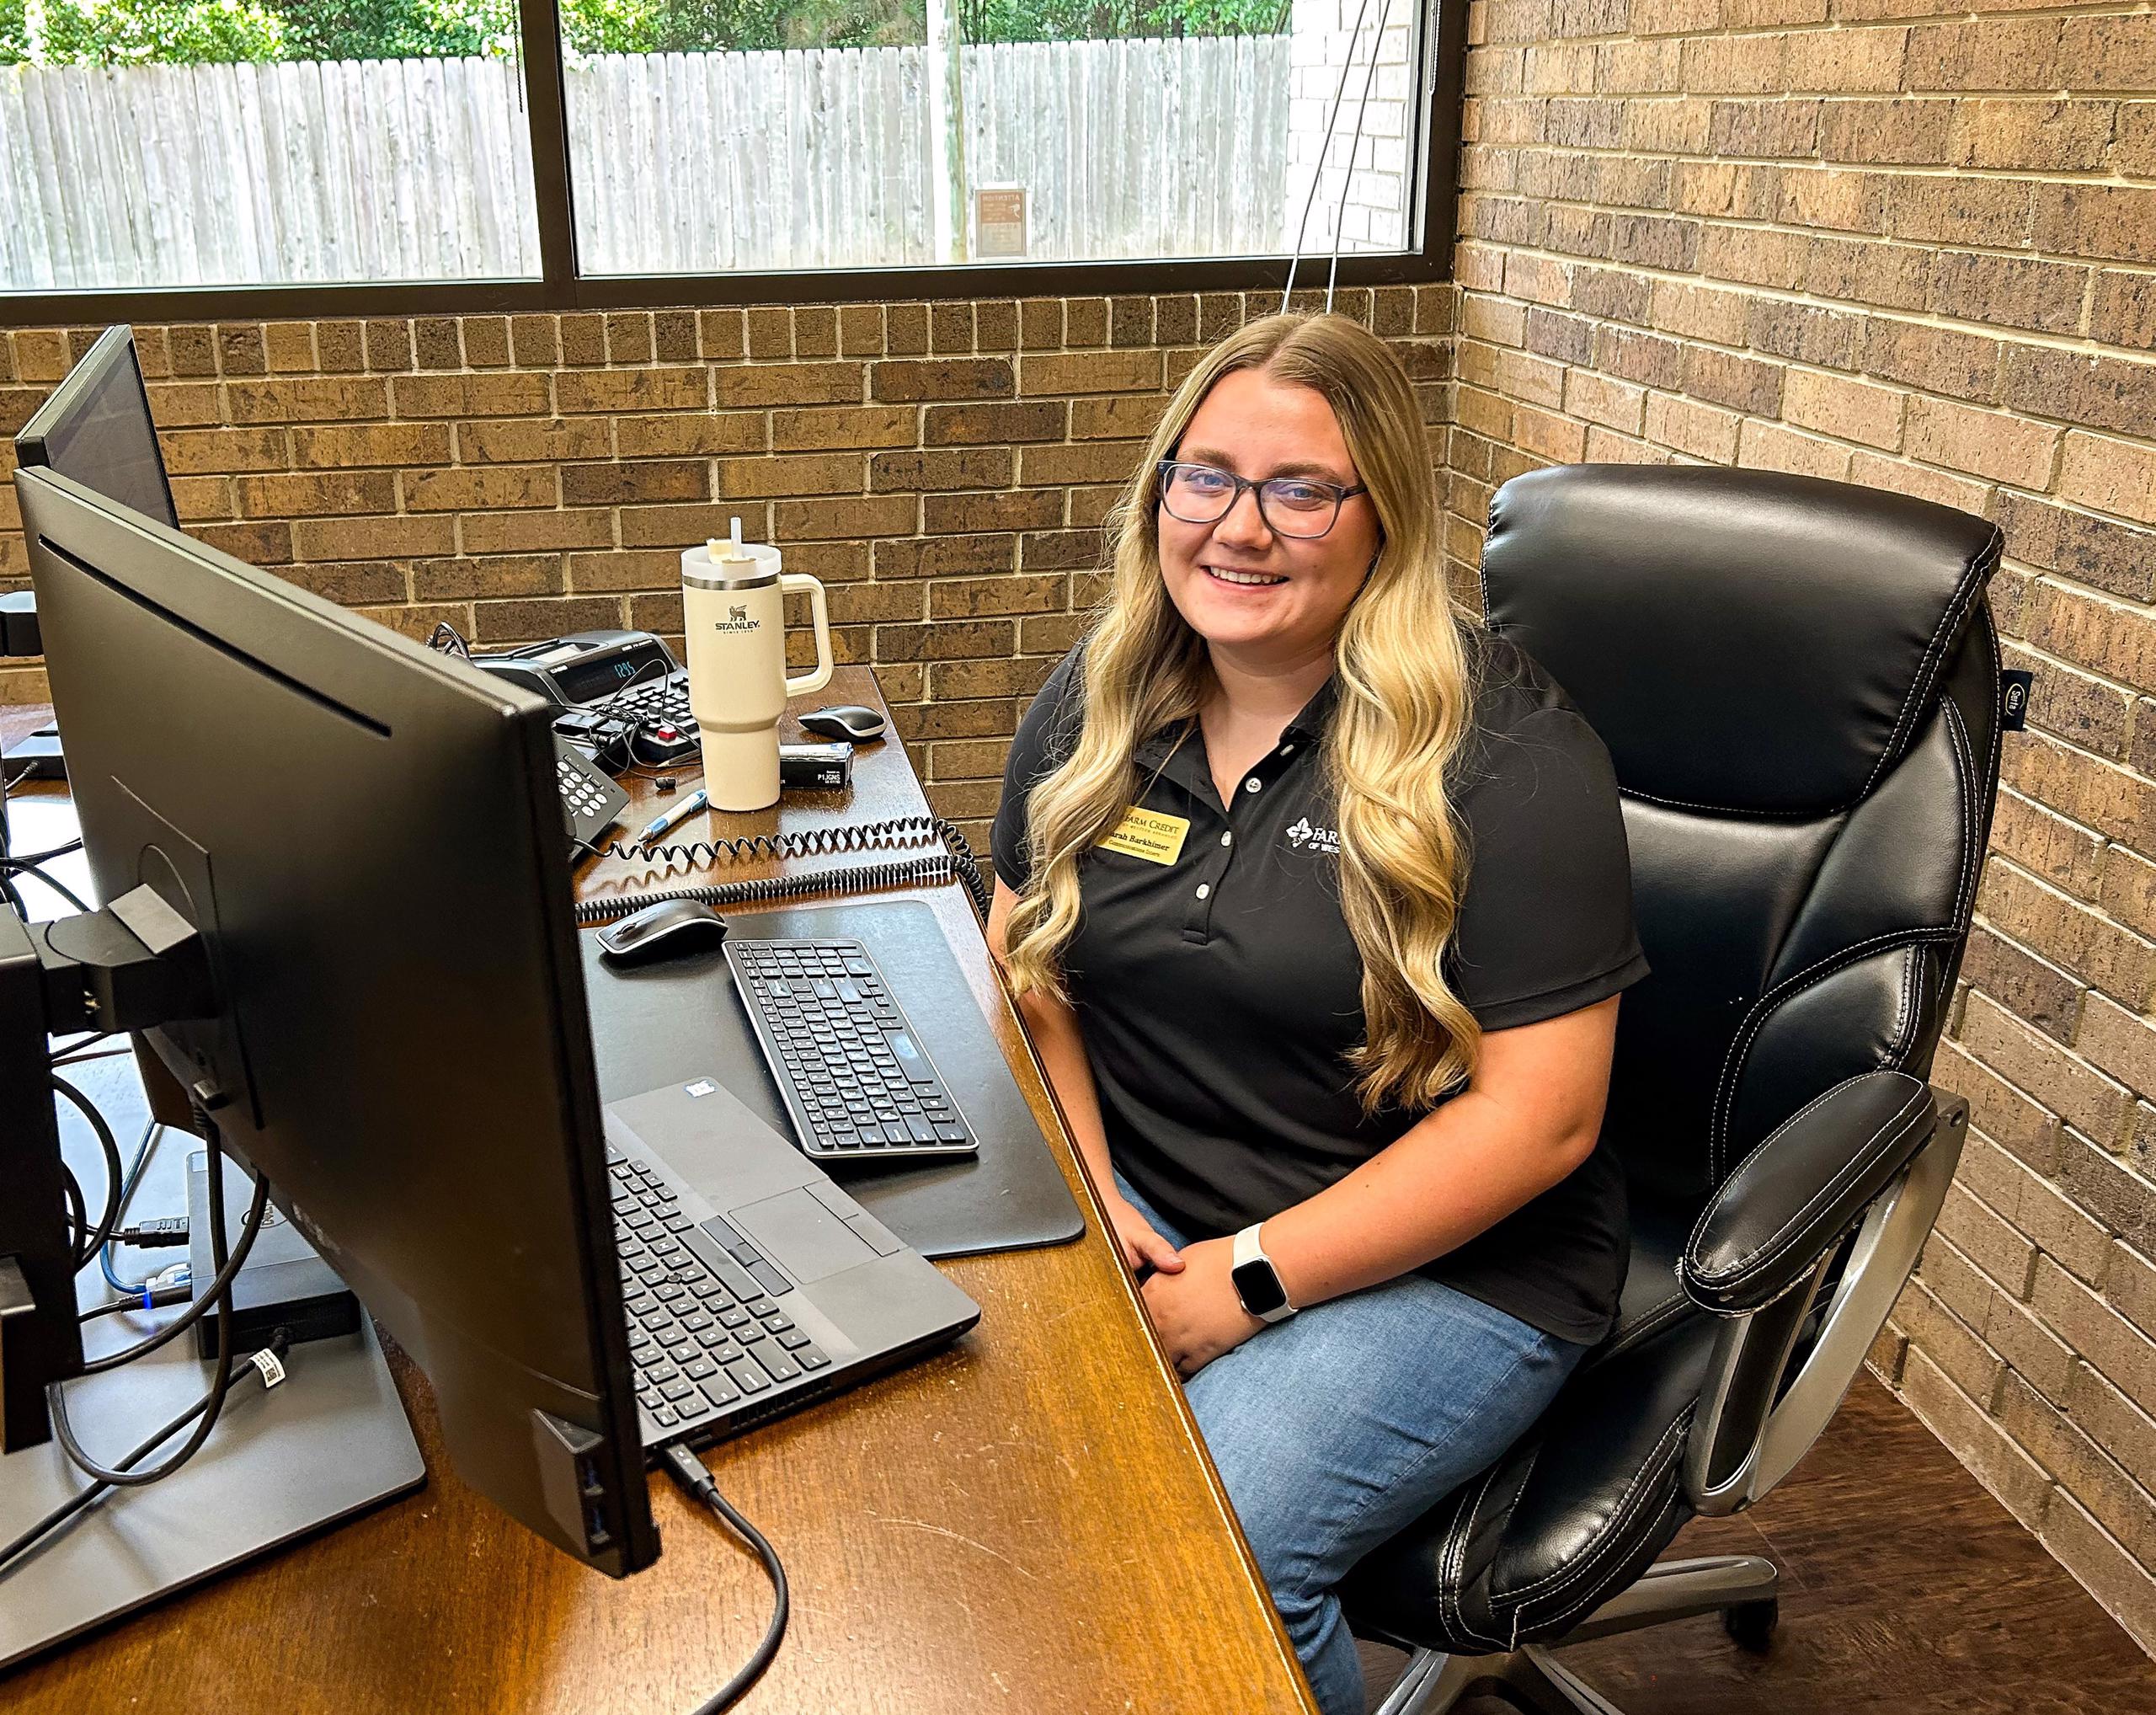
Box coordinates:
[986,313,1647,1715]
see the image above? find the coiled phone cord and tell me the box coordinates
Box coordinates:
[573,816,990,927]
[585,814,945,869]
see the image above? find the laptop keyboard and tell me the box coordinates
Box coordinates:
[608,1149,830,1435]
[726,938,979,1162]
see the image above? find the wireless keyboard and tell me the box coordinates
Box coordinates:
[726,938,979,1162]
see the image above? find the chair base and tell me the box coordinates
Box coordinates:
[1369,1554,1780,1715]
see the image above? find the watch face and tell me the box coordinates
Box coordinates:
[1231,1257,1289,1317]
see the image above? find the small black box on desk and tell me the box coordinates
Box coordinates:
[189,1153,363,1358]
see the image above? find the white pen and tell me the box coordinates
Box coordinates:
[637,788,707,843]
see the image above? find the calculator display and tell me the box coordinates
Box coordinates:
[552,640,675,706]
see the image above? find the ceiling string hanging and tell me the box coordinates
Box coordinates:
[1279,0,1399,315]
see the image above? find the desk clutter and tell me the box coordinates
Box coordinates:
[1,344,1074,1714]
[584,901,1082,1261]
[447,624,843,845]
[456,617,997,932]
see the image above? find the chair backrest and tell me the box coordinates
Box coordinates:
[1481,464,2004,1207]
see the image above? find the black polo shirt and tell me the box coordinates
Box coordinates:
[992,634,1649,1344]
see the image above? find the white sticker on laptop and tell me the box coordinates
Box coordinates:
[685,1079,717,1098]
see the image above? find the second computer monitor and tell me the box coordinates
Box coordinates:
[15,326,179,530]
[13,465,659,1578]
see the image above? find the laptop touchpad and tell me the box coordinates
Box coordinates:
[734,1189,878,1283]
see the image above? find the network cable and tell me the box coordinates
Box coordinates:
[100,1120,189,1299]
[48,1136,268,1488]
[70,1140,269,1376]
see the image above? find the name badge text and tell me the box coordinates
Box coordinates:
[1097,806,1190,865]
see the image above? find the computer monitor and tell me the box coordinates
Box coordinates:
[15,327,179,530]
[9,465,659,1577]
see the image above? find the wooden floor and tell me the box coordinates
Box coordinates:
[1356,1374,2156,1715]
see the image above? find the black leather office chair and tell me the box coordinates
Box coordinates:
[1342,464,2004,1714]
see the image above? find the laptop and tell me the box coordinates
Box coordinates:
[603,1074,980,1449]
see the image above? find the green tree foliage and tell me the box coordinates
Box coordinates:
[270,0,474,59]
[551,0,921,52]
[958,0,1280,41]
[23,0,287,62]
[280,0,923,54]
[0,0,1269,64]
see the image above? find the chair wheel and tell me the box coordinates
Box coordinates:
[1724,1598,1778,1653]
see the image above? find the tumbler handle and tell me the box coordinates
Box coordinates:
[782,573,834,699]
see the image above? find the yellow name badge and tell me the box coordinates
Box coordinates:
[1097,806,1191,866]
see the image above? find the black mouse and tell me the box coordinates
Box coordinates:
[798,703,887,742]
[597,899,728,964]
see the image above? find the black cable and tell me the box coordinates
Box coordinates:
[80,1284,191,1321]
[661,1444,789,1714]
[50,1029,114,1059]
[1,1331,290,1578]
[198,1104,232,1277]
[573,815,990,925]
[936,820,991,922]
[589,813,942,869]
[59,1162,86,1252]
[574,854,963,928]
[52,1074,125,1267]
[73,1161,268,1375]
[8,835,82,865]
[51,1306,240,1488]
[112,1217,189,1249]
[105,1122,183,1296]
[51,1044,128,1069]
[51,1331,240,1486]
[1,858,90,915]
[49,1140,253,1486]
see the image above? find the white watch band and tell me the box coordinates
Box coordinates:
[1232,1222,1296,1322]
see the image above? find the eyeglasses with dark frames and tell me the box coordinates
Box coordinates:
[1155,460,1369,541]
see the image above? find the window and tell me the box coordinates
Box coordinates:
[0,0,539,293]
[0,0,1458,312]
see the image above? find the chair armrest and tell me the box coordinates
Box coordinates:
[1681,1071,1939,1315]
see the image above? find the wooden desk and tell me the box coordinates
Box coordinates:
[2,671,1318,1715]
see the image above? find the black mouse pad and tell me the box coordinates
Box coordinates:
[579,897,1085,1259]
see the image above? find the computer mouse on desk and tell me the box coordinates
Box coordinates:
[597,899,729,965]
[798,704,887,742]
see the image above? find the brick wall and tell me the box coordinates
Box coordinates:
[1445,0,2156,1656]
[0,291,1455,841]
[6,0,2155,1650]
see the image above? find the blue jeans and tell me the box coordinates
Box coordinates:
[1113,1171,1586,1715]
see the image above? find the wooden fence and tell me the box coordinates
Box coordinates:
[0,36,1289,291]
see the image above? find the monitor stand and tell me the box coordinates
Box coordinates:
[0,1314,424,1670]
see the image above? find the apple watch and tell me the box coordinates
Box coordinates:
[1230,1223,1296,1323]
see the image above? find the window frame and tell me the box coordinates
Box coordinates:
[0,0,1466,326]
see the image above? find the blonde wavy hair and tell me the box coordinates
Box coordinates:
[1001,313,1489,1113]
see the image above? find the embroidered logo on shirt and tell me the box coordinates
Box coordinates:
[1097,806,1191,865]
[1285,817,1341,855]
